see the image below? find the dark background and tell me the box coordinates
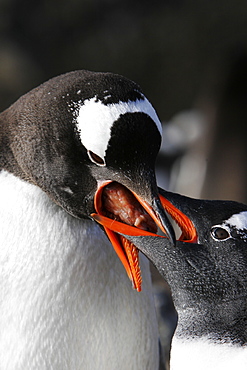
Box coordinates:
[1,1,247,366]
[1,0,247,202]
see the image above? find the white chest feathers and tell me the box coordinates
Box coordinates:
[0,171,159,370]
[170,337,247,370]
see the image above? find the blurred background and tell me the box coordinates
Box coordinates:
[1,0,247,367]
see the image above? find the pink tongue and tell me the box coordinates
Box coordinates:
[101,182,157,232]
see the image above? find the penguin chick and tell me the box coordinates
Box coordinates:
[99,188,247,370]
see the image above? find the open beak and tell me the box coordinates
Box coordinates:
[92,184,198,291]
[91,181,176,292]
[158,193,198,244]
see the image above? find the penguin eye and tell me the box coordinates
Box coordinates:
[87,150,105,166]
[211,227,230,240]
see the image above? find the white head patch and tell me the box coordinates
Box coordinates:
[74,96,162,165]
[225,211,247,231]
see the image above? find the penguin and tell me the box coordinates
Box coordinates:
[95,188,247,369]
[0,70,175,370]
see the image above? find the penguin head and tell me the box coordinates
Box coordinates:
[103,188,247,303]
[0,70,175,291]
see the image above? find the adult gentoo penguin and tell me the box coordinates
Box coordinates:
[96,189,247,369]
[0,70,175,370]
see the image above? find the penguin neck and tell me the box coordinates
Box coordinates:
[170,299,247,370]
[0,170,159,369]
[174,297,247,345]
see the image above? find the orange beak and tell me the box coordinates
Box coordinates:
[159,194,198,244]
[91,182,197,292]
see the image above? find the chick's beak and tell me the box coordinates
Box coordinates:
[91,181,175,292]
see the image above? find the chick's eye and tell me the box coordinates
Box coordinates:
[211,227,230,240]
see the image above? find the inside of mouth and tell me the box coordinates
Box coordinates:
[93,181,197,291]
[94,181,159,292]
[101,182,158,234]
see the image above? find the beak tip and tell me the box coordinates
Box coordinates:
[166,225,177,247]
[153,196,176,247]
